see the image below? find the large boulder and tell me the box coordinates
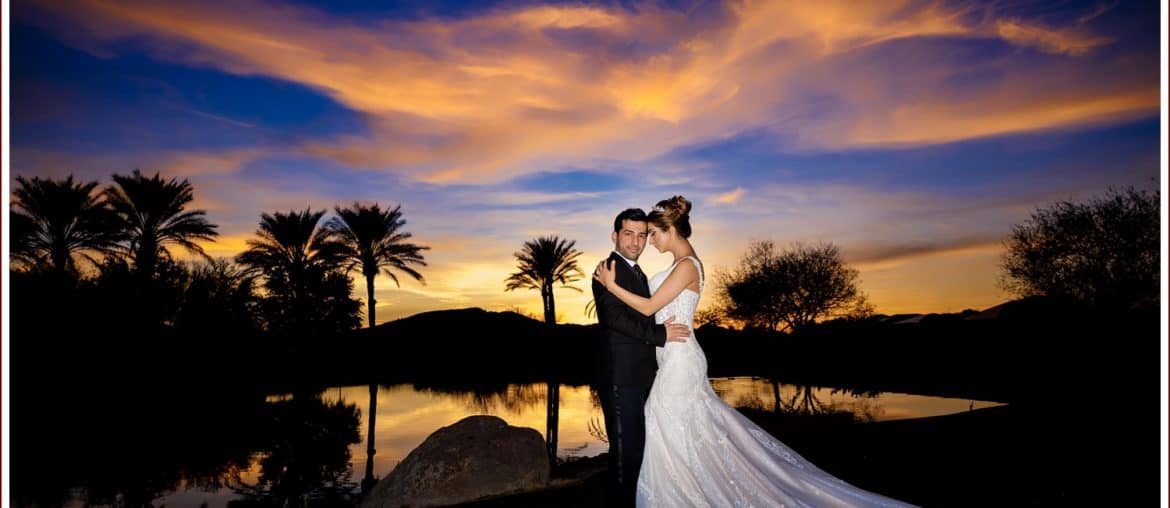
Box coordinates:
[359,415,549,507]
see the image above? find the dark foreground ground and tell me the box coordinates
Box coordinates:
[457,403,1157,507]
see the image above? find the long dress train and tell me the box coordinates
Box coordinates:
[637,256,915,507]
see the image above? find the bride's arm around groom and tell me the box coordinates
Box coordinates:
[595,257,699,317]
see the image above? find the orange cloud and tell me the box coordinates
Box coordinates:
[850,239,1005,273]
[845,86,1157,148]
[995,19,1114,56]
[711,188,746,205]
[24,0,1150,184]
[154,148,266,179]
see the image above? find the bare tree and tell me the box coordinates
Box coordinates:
[1001,186,1159,309]
[716,241,866,332]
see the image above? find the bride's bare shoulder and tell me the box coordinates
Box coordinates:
[669,257,700,281]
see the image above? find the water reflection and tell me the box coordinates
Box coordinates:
[707,378,999,421]
[314,377,1001,500]
[545,381,560,469]
[418,383,547,413]
[362,384,378,495]
[343,383,607,474]
[712,380,874,418]
[22,378,999,508]
[230,394,362,506]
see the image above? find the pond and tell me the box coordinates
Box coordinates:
[138,377,1001,508]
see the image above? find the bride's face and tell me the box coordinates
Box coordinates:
[648,224,670,253]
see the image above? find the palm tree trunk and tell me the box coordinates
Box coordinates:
[362,273,378,492]
[366,273,377,328]
[136,239,158,279]
[542,286,555,325]
[541,283,559,469]
[50,244,68,276]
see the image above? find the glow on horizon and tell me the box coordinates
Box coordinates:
[183,235,1008,325]
[11,0,1160,326]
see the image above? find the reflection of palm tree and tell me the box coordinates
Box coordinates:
[233,395,362,506]
[362,384,379,495]
[105,170,218,278]
[326,203,427,492]
[11,175,122,276]
[504,236,584,468]
[543,382,559,469]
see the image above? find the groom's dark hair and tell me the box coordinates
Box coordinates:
[613,208,648,232]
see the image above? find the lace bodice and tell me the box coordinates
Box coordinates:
[645,255,708,400]
[647,256,703,327]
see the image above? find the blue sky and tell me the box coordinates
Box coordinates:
[8,0,1162,323]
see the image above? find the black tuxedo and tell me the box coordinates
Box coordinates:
[592,252,666,386]
[592,251,665,505]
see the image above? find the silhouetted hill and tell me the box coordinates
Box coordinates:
[285,308,601,390]
[375,307,545,334]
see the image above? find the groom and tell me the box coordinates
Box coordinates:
[593,208,689,506]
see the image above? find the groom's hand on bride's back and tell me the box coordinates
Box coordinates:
[664,315,689,343]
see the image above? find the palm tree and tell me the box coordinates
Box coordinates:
[104,170,218,278]
[236,208,343,285]
[324,202,427,490]
[236,209,351,332]
[504,235,584,325]
[11,175,122,276]
[503,235,584,468]
[326,202,429,328]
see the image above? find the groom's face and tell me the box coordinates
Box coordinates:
[612,219,649,261]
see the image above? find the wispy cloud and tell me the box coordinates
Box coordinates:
[848,237,1005,268]
[994,19,1113,56]
[12,0,1157,322]
[10,146,264,182]
[711,187,745,205]
[162,102,258,129]
[23,0,1150,184]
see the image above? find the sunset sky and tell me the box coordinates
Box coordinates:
[8,0,1162,324]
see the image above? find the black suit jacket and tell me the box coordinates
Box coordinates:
[593,252,666,387]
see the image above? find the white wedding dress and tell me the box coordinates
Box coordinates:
[637,256,916,507]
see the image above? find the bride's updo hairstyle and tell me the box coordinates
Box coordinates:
[648,195,692,238]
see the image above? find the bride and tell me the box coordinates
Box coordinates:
[594,196,915,508]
